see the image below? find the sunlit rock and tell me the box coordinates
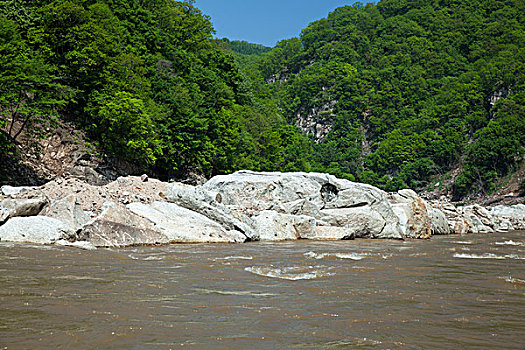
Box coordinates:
[0,216,74,244]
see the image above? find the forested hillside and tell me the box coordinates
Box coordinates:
[236,0,525,199]
[0,0,310,182]
[1,0,524,200]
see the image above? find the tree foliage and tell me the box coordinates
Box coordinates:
[0,0,523,197]
[244,0,524,197]
[0,0,309,180]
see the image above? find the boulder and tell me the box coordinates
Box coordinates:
[0,216,75,244]
[1,198,47,218]
[0,185,39,196]
[388,189,431,239]
[430,200,494,235]
[463,205,494,228]
[320,207,390,239]
[490,204,525,230]
[462,211,493,233]
[203,170,324,211]
[459,205,494,233]
[251,211,316,241]
[427,207,451,235]
[41,195,91,231]
[203,171,403,239]
[79,202,169,248]
[166,183,258,241]
[281,199,322,218]
[493,218,515,232]
[128,201,246,243]
[449,217,470,235]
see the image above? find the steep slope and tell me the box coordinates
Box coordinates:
[0,0,311,184]
[243,0,525,200]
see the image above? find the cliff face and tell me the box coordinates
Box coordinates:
[294,99,337,143]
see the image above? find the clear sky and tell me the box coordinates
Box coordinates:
[195,0,357,47]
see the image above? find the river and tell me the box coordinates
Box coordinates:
[1,231,524,349]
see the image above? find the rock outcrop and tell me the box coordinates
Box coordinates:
[79,201,169,247]
[0,170,523,248]
[128,202,246,243]
[388,189,432,239]
[166,183,258,241]
[490,204,525,230]
[1,198,47,218]
[0,216,75,244]
[250,211,317,241]
[41,195,91,231]
[427,207,451,235]
[202,171,404,239]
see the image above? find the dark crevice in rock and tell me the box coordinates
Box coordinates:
[337,202,368,209]
[320,183,338,203]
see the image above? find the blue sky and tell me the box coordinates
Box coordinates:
[195,0,357,47]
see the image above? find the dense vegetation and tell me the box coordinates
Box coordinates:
[237,0,525,198]
[1,0,523,199]
[0,0,310,180]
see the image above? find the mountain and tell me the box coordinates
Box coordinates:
[233,0,525,201]
[1,0,523,203]
[0,0,310,184]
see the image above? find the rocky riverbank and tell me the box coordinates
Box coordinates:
[0,171,524,249]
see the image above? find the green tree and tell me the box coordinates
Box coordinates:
[0,15,67,145]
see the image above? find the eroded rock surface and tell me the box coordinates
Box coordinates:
[491,204,525,230]
[203,171,404,239]
[1,198,47,218]
[388,189,431,239]
[251,211,316,241]
[427,207,451,235]
[0,170,515,247]
[80,202,169,247]
[0,216,74,244]
[128,202,246,243]
[41,195,91,231]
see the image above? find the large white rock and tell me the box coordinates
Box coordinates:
[203,171,325,210]
[461,212,493,233]
[41,195,91,231]
[430,200,499,235]
[304,225,357,240]
[388,189,431,239]
[449,217,469,234]
[0,216,74,244]
[166,183,258,241]
[464,205,494,229]
[493,218,515,232]
[80,202,169,247]
[491,204,525,230]
[456,205,494,234]
[0,185,39,196]
[1,198,47,218]
[203,171,404,239]
[427,207,451,235]
[127,201,246,243]
[320,207,388,239]
[251,211,316,241]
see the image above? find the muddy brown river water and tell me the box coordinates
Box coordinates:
[1,231,524,349]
